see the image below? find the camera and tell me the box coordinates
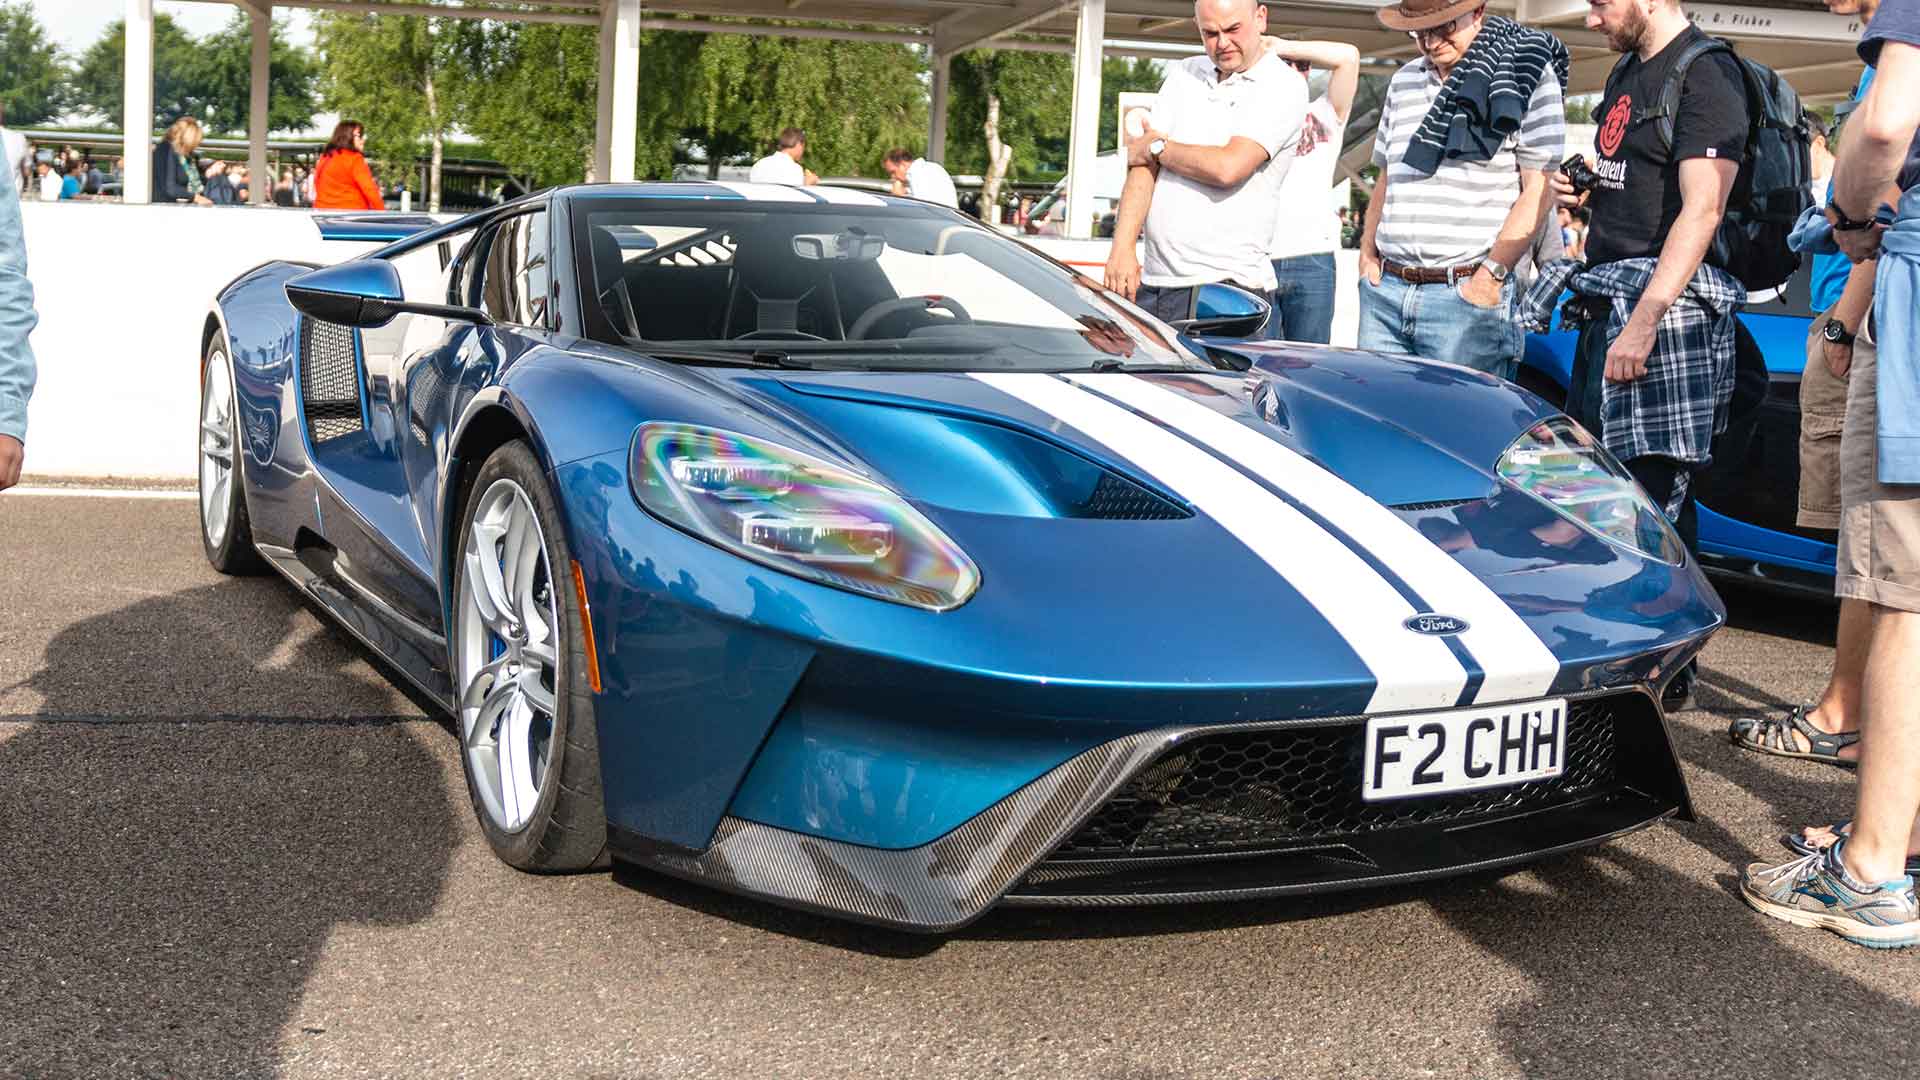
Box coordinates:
[1560,153,1599,195]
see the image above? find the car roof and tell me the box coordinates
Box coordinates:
[552,180,932,210]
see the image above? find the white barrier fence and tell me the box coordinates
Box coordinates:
[14,202,1358,480]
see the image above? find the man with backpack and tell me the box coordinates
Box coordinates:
[1535,0,1812,709]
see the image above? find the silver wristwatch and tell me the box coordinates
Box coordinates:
[1482,259,1510,283]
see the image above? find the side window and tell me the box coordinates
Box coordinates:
[476,210,550,328]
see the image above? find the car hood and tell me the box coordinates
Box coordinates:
[760,343,1546,513]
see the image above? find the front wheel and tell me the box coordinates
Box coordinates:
[452,441,607,871]
[198,332,265,575]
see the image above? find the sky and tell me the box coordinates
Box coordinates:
[35,1,317,57]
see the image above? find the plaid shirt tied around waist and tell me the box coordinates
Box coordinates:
[1517,257,1742,466]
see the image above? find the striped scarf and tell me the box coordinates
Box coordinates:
[1402,16,1570,178]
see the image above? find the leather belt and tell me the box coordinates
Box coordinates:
[1382,258,1480,285]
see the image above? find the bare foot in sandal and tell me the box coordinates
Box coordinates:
[1728,705,1860,766]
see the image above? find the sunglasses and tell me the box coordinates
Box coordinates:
[1407,11,1474,43]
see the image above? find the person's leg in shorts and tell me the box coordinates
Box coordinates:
[1407,275,1519,380]
[1268,253,1336,344]
[1729,309,1868,764]
[1743,335,1920,946]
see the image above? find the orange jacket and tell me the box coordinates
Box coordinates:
[313,149,384,211]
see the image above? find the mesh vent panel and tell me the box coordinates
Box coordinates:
[300,319,363,443]
[1074,471,1189,520]
[1052,694,1635,858]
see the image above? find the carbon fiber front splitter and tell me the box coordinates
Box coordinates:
[608,688,1689,933]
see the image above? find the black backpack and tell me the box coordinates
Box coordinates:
[1628,36,1814,293]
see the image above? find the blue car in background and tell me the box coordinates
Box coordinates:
[1517,263,1834,593]
[196,184,1723,931]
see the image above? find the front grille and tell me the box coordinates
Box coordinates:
[1392,497,1480,512]
[300,318,364,443]
[1053,694,1634,858]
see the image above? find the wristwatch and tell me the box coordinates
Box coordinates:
[1823,317,1856,347]
[1148,138,1167,158]
[1482,259,1510,283]
[1828,199,1876,232]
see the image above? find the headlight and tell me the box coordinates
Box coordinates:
[1496,417,1685,564]
[631,423,981,611]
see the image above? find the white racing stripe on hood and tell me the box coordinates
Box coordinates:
[1067,373,1560,706]
[974,372,1467,714]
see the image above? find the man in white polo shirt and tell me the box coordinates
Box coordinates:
[882,148,959,209]
[1103,0,1308,326]
[748,128,818,186]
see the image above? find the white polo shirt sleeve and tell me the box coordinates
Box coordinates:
[1234,67,1308,161]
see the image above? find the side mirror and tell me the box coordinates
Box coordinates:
[1169,282,1270,340]
[285,260,493,328]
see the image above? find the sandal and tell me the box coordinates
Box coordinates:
[1728,705,1859,768]
[1780,820,1920,875]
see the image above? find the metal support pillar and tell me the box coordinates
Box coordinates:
[597,0,641,182]
[249,3,271,205]
[929,51,951,162]
[1063,0,1104,238]
[123,0,154,205]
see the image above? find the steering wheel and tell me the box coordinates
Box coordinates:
[735,329,829,342]
[847,295,974,341]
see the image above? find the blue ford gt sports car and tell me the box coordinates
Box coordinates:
[199,183,1721,932]
[1519,264,1834,592]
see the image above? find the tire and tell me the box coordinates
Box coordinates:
[451,440,608,872]
[198,331,266,575]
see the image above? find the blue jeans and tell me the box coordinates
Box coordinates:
[1356,271,1519,379]
[1267,253,1336,343]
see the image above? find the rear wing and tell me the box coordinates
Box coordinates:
[314,213,442,243]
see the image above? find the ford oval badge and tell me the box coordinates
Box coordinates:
[1404,613,1470,636]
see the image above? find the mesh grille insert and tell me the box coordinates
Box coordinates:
[300,318,364,443]
[1052,694,1634,858]
[1074,471,1188,520]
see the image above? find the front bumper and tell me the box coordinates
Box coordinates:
[612,687,1688,932]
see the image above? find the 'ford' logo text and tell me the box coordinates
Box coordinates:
[1404,614,1470,636]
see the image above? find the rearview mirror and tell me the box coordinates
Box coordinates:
[792,230,886,262]
[1169,282,1270,340]
[285,260,493,328]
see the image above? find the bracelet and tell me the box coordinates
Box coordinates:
[1828,199,1876,232]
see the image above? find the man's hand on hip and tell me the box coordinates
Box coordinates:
[1358,246,1383,287]
[1824,338,1854,379]
[0,434,22,491]
[1105,245,1142,300]
[1458,267,1502,309]
[1604,319,1656,383]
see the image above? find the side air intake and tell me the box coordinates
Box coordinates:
[299,318,364,444]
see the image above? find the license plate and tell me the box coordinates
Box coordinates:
[1362,698,1568,802]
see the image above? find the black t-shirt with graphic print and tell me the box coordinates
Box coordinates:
[1584,25,1749,267]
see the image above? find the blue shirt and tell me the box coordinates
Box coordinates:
[58,174,79,200]
[1862,1,1920,483]
[1810,69,1873,313]
[0,164,38,443]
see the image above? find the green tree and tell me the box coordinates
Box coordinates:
[0,1,71,126]
[683,26,927,179]
[314,13,461,210]
[949,50,1070,211]
[71,14,204,130]
[195,12,319,135]
[450,22,604,187]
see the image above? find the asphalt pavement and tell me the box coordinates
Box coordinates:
[2,492,1917,1079]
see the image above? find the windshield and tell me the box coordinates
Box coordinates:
[571,195,1215,371]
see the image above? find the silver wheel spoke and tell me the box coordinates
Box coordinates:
[465,547,517,636]
[520,638,556,669]
[459,653,513,713]
[465,673,517,750]
[517,667,556,716]
[498,692,540,824]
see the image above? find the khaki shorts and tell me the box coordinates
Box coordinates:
[1798,310,1854,529]
[1837,328,1920,613]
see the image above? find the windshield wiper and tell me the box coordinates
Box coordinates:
[642,346,812,370]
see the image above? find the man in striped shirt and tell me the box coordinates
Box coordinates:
[1357,0,1565,378]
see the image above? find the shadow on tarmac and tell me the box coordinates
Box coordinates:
[1,579,457,1079]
